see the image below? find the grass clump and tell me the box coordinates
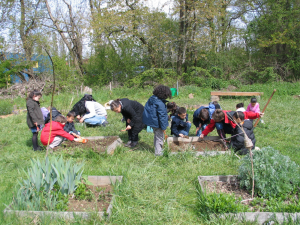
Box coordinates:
[12,156,84,211]
[0,100,13,115]
[238,147,300,198]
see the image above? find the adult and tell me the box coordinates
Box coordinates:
[110,98,145,148]
[71,94,108,126]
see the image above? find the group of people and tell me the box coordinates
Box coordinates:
[26,85,263,156]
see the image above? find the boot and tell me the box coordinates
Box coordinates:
[130,141,138,148]
[124,141,132,147]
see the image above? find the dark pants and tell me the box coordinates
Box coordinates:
[127,122,145,142]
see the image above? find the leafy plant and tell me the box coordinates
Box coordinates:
[0,100,13,115]
[74,182,93,201]
[238,147,300,198]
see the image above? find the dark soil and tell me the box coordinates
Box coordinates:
[169,140,225,152]
[68,185,112,212]
[54,136,119,152]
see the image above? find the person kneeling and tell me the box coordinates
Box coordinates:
[41,115,80,149]
[230,111,256,155]
[171,107,191,138]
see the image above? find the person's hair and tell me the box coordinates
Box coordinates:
[212,109,225,121]
[178,107,186,115]
[167,102,177,114]
[233,111,245,121]
[54,115,67,123]
[199,108,209,121]
[153,85,172,100]
[110,99,121,111]
[27,89,42,100]
[236,103,244,108]
[251,97,257,103]
[71,94,96,116]
[212,101,221,109]
[67,111,76,118]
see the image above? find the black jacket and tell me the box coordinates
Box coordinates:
[171,114,190,137]
[230,120,256,155]
[44,107,62,124]
[121,98,144,128]
[26,98,44,128]
[64,122,79,134]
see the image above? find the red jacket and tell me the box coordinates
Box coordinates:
[41,121,74,146]
[202,110,260,136]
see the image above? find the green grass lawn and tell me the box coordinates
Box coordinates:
[0,82,299,224]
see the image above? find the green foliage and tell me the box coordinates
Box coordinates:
[241,67,280,84]
[74,182,93,201]
[198,190,247,216]
[238,147,300,198]
[127,68,178,88]
[13,156,84,211]
[0,100,13,115]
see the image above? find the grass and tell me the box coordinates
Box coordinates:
[0,82,299,224]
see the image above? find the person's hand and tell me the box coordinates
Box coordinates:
[259,113,264,117]
[200,134,205,139]
[76,115,81,120]
[34,122,38,126]
[126,125,132,130]
[179,134,184,138]
[127,119,131,123]
[79,118,84,123]
[196,127,200,135]
[74,138,80,142]
[72,133,80,138]
[187,121,191,123]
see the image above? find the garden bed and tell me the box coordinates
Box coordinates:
[4,176,123,220]
[198,175,300,224]
[54,136,122,154]
[167,136,228,156]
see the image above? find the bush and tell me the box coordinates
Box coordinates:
[0,100,13,115]
[238,147,300,198]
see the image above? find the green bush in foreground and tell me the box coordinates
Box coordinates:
[238,147,300,198]
[13,156,84,211]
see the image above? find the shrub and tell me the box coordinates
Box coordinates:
[238,147,300,198]
[0,100,13,115]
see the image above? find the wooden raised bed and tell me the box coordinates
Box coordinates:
[167,136,229,156]
[4,176,123,220]
[198,175,300,224]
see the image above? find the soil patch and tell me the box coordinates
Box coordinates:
[68,185,112,212]
[169,140,225,152]
[54,137,119,152]
[204,180,251,200]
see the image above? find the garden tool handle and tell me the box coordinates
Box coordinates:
[254,89,276,127]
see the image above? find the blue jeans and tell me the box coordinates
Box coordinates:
[215,122,234,134]
[196,124,207,137]
[84,115,107,125]
[178,122,191,136]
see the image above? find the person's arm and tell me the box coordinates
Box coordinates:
[55,128,75,141]
[82,102,96,120]
[244,111,260,120]
[201,119,216,136]
[246,104,251,112]
[157,102,169,130]
[124,106,138,127]
[171,120,180,137]
[254,103,260,113]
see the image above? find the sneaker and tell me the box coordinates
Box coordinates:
[130,141,138,148]
[33,146,44,151]
[124,141,132,147]
[102,121,109,127]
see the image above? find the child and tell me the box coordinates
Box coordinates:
[143,85,171,156]
[64,111,81,136]
[246,97,263,123]
[193,102,220,136]
[26,90,44,151]
[236,103,246,112]
[167,102,180,120]
[171,107,191,137]
[200,109,263,145]
[44,107,62,124]
[110,98,144,148]
[40,115,80,149]
[230,111,256,155]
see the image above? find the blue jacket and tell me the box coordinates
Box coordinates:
[171,114,189,137]
[142,95,168,130]
[193,106,209,127]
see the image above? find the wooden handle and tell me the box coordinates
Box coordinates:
[254,89,276,127]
